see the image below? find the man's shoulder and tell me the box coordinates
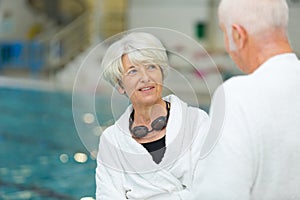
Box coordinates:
[219,74,253,93]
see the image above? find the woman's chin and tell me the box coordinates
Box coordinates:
[133,96,162,107]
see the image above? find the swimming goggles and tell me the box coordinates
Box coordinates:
[129,101,170,138]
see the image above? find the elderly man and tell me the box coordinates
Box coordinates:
[196,0,300,199]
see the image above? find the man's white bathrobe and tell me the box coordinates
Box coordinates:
[96,95,208,199]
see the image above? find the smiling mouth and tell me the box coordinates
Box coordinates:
[139,86,154,91]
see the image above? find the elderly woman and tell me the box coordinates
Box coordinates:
[96,32,208,199]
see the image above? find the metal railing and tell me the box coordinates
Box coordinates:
[40,11,91,71]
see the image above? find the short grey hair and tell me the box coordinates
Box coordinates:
[219,0,289,35]
[101,32,169,88]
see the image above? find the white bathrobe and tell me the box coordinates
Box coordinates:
[96,95,208,199]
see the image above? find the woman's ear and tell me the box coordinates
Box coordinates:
[232,24,247,50]
[116,81,126,95]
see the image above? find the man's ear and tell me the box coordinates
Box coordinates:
[232,24,247,49]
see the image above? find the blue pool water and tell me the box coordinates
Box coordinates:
[0,87,112,200]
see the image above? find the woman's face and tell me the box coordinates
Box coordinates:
[118,54,164,107]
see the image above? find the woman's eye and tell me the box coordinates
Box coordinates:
[147,65,157,70]
[127,69,137,75]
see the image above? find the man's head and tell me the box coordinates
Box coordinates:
[218,0,290,73]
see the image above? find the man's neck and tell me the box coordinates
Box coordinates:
[247,30,293,73]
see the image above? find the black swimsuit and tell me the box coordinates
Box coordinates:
[142,135,166,164]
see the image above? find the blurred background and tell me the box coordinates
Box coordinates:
[0,0,299,199]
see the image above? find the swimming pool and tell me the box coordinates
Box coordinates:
[0,87,109,200]
[0,84,210,200]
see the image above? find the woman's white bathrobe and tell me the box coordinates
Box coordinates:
[96,95,208,199]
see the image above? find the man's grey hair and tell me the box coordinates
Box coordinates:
[219,0,289,35]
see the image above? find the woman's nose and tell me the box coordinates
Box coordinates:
[140,68,150,82]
